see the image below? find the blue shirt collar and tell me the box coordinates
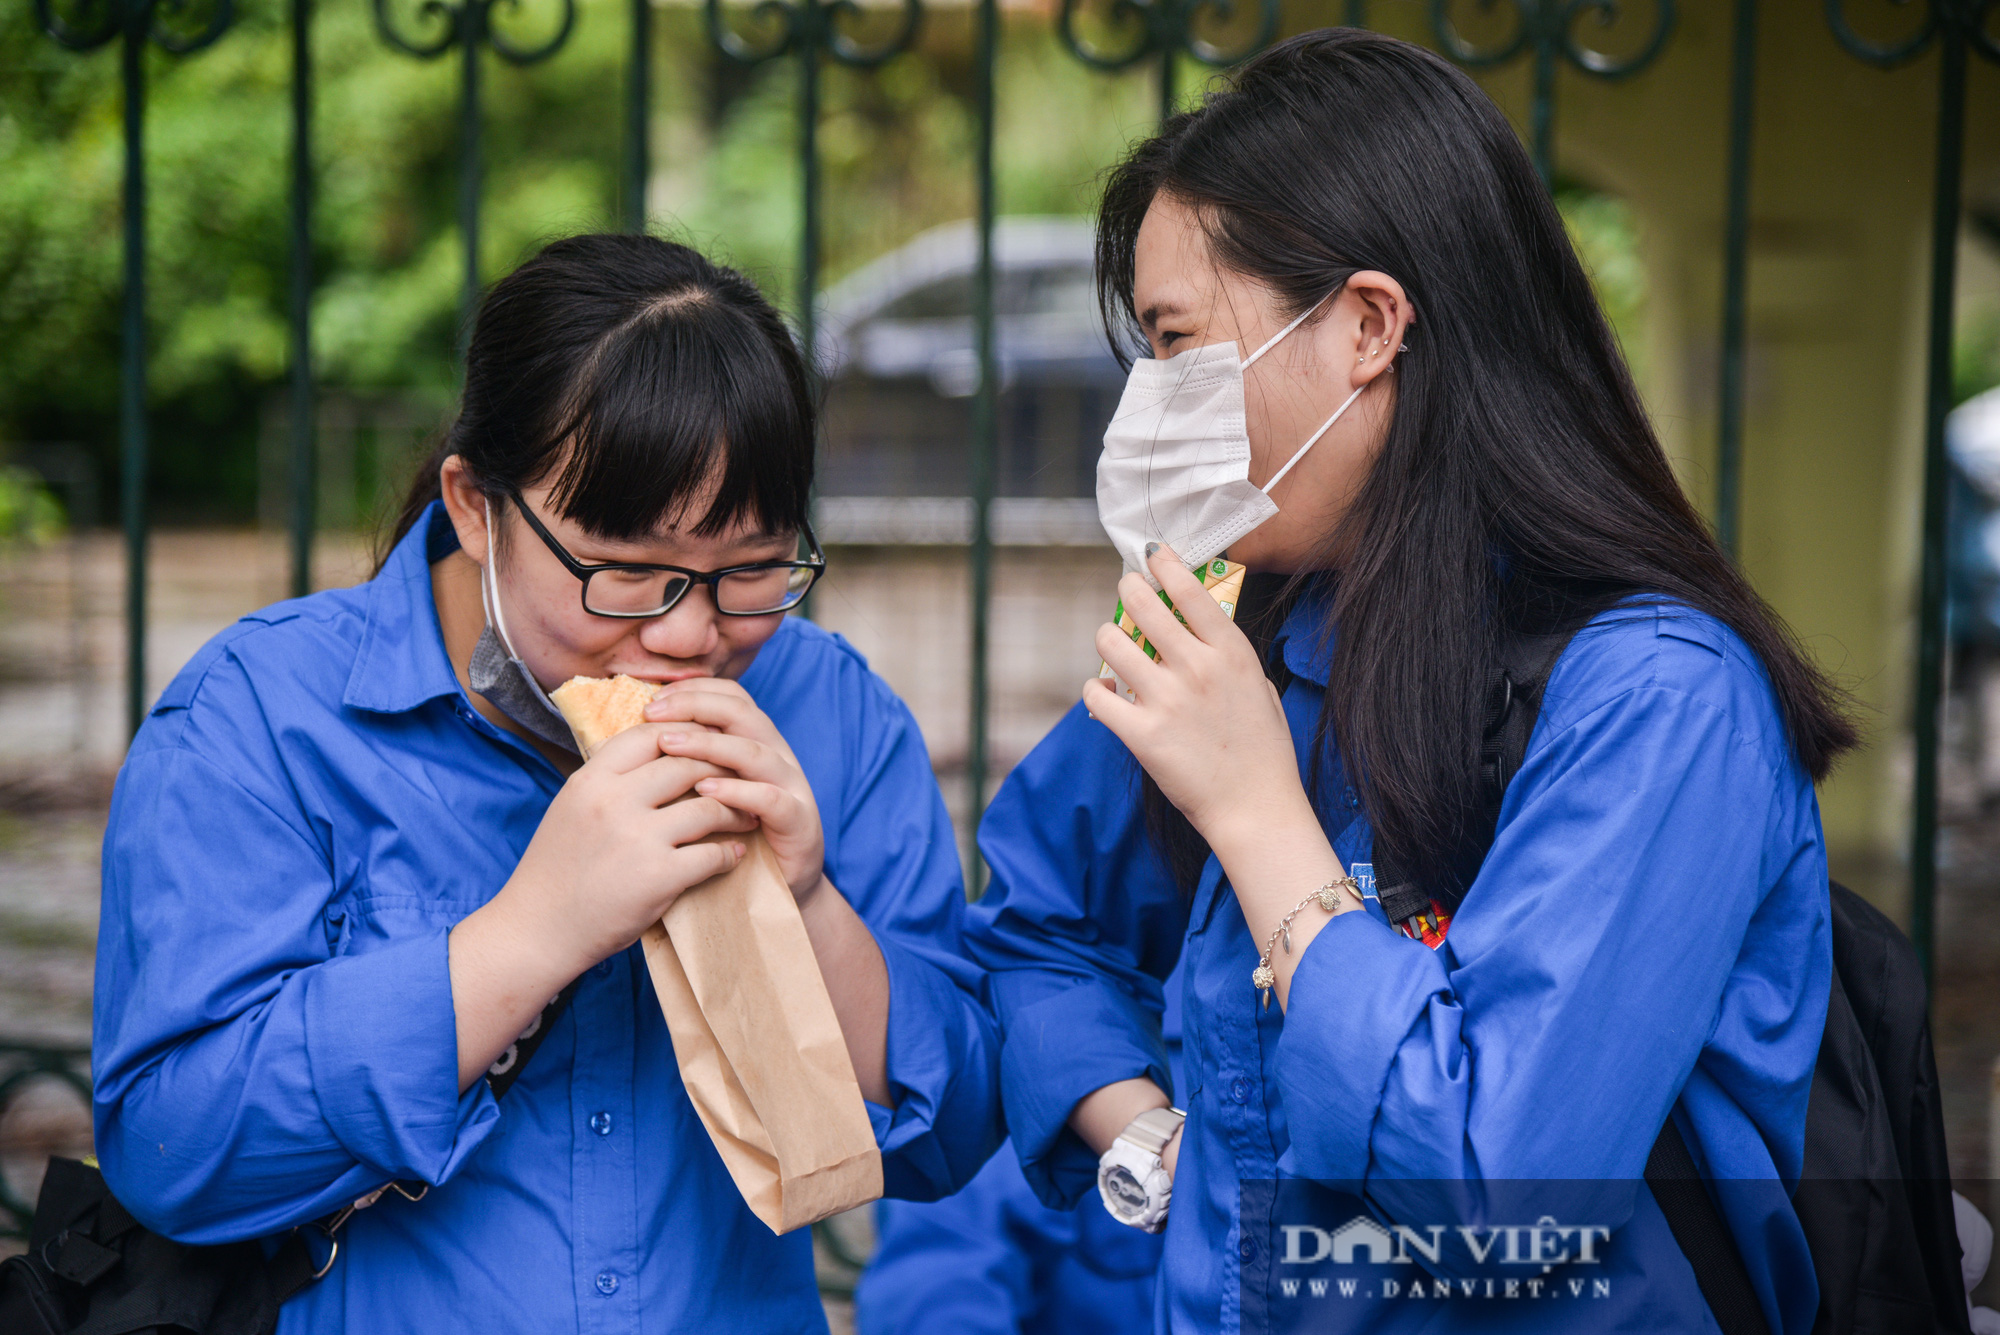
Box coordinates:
[343,501,472,715]
[1277,578,1337,688]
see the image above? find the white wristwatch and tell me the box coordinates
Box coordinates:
[1096,1106,1185,1233]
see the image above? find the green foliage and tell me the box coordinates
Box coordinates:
[1556,185,1650,390]
[9,0,1999,537]
[1959,307,2000,409]
[0,0,626,522]
[0,465,65,544]
[645,14,1155,312]
[0,4,1160,525]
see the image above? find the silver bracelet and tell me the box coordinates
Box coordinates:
[1250,876,1360,1010]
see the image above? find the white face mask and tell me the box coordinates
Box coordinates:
[1095,291,1368,578]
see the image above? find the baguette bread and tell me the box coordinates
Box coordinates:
[549,673,660,756]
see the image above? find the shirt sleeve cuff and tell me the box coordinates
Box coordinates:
[300,924,499,1184]
[998,978,1171,1210]
[1275,911,1449,1183]
[870,934,1005,1203]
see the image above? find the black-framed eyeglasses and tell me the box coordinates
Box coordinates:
[503,488,825,618]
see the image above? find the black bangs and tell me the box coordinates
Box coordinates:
[380,234,817,565]
[544,292,815,541]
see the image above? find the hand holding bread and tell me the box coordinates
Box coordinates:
[643,677,828,903]
[502,680,755,977]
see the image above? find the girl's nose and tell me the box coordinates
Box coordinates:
[636,586,722,661]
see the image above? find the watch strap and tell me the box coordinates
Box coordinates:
[1117,1106,1186,1157]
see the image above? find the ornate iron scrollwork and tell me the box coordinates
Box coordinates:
[1431,0,1675,80]
[1826,0,1999,67]
[706,0,923,68]
[37,0,232,55]
[1056,0,1278,75]
[1428,0,1674,179]
[374,0,461,58]
[374,0,576,65]
[486,0,575,62]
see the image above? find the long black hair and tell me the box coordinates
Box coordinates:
[1100,29,1857,893]
[382,233,814,563]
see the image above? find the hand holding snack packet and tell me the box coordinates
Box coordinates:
[549,673,832,904]
[1086,546,1309,858]
[497,692,752,974]
[1097,556,1248,701]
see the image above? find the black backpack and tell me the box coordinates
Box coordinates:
[0,982,579,1335]
[1366,625,1971,1335]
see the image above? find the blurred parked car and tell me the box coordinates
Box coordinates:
[1945,385,2000,803]
[816,217,1124,515]
[1950,386,2000,644]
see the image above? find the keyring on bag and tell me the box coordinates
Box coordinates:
[296,1179,431,1279]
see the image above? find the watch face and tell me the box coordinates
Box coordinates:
[1102,1165,1149,1217]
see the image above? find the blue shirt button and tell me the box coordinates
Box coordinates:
[589,1111,613,1137]
[593,958,614,978]
[1240,1237,1257,1260]
[595,1271,619,1296]
[1229,1076,1253,1104]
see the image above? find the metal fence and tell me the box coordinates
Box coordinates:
[0,1042,91,1239]
[23,0,2000,951]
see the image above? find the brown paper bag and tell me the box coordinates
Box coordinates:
[550,675,883,1234]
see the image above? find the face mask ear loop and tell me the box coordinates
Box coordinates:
[1240,288,1339,371]
[480,494,571,718]
[1260,380,1368,497]
[482,497,523,661]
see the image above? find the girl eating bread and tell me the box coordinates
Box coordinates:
[91,233,1002,1332]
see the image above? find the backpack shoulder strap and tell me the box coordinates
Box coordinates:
[1481,630,1574,796]
[1813,883,1972,1331]
[1645,1119,1773,1335]
[1373,626,1576,940]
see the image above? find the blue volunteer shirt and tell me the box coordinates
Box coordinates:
[855,969,1184,1335]
[857,1136,1165,1335]
[966,588,1831,1334]
[92,501,1003,1334]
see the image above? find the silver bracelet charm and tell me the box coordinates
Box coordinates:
[1250,876,1360,1010]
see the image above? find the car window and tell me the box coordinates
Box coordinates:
[871,264,1096,322]
[1009,265,1095,318]
[876,274,975,321]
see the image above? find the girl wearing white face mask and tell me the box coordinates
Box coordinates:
[966,29,1856,1335]
[91,234,1002,1333]
[1093,288,1368,578]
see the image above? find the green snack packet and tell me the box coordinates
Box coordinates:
[1097,558,1248,699]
